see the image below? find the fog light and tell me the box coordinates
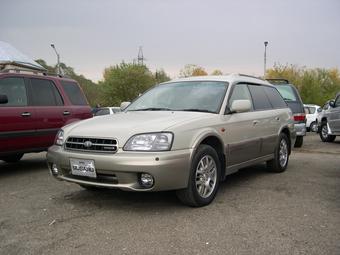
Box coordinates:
[139,173,154,188]
[51,163,59,175]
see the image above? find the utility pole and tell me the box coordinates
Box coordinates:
[264,41,268,78]
[50,44,61,75]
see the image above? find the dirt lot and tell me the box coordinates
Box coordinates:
[0,133,339,255]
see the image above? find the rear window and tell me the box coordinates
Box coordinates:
[95,108,110,116]
[275,85,298,101]
[60,81,88,105]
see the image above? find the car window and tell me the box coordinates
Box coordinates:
[227,84,253,112]
[0,77,28,106]
[248,85,272,110]
[60,81,88,105]
[263,86,287,109]
[30,78,63,106]
[95,108,110,116]
[309,107,316,114]
[304,107,310,114]
[275,85,298,101]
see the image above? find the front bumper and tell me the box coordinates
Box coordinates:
[46,146,192,191]
[294,122,306,136]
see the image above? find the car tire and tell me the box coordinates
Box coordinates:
[310,122,317,132]
[267,133,290,173]
[176,144,221,207]
[1,153,24,163]
[294,136,303,148]
[319,122,336,142]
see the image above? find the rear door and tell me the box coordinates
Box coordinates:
[0,76,37,153]
[28,78,68,148]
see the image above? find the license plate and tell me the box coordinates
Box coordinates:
[70,158,97,178]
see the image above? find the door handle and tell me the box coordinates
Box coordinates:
[275,116,280,121]
[253,120,259,125]
[21,112,31,117]
[63,111,70,116]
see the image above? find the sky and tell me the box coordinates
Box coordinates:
[1,0,339,82]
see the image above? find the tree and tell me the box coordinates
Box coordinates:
[101,62,156,106]
[267,63,340,105]
[155,69,171,83]
[211,69,223,75]
[179,64,208,77]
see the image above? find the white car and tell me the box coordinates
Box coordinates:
[304,104,321,132]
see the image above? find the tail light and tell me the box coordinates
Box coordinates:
[293,113,306,122]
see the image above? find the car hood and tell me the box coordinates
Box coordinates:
[63,111,212,147]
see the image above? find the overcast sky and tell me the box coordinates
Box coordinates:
[1,0,339,81]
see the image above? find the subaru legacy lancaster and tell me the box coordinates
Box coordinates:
[47,74,296,207]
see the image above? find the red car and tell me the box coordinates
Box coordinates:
[0,71,92,162]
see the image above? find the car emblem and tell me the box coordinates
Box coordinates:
[84,140,93,148]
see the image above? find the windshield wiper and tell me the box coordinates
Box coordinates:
[178,108,216,113]
[129,107,172,111]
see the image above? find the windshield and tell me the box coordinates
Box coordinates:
[126,81,228,113]
[275,85,298,101]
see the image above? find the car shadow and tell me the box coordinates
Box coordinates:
[0,154,48,177]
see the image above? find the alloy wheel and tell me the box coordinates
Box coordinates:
[195,155,217,198]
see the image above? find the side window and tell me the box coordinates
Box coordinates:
[227,84,253,112]
[248,85,272,110]
[0,77,28,106]
[60,81,88,105]
[263,86,287,109]
[30,79,63,106]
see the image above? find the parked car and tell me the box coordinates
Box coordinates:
[318,93,340,142]
[317,100,332,124]
[267,79,306,147]
[47,74,296,207]
[0,70,92,163]
[94,107,121,116]
[304,104,321,132]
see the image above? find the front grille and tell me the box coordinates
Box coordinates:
[65,137,118,153]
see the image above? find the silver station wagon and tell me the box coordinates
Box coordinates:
[47,74,296,207]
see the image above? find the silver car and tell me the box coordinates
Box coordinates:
[319,93,340,142]
[47,74,296,207]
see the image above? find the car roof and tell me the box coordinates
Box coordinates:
[163,74,273,86]
[304,104,320,107]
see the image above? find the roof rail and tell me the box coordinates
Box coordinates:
[0,67,64,78]
[230,73,264,80]
[266,78,289,84]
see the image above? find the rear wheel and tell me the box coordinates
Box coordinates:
[176,144,221,207]
[1,153,24,163]
[319,122,336,142]
[267,133,290,173]
[310,121,318,132]
[294,136,303,148]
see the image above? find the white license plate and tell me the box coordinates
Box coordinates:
[70,158,97,178]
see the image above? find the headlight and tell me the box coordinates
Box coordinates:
[124,132,173,151]
[55,130,64,146]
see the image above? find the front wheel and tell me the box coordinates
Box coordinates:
[319,122,336,142]
[176,144,221,207]
[267,133,290,173]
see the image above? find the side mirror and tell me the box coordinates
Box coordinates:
[120,101,131,110]
[0,95,8,104]
[230,99,251,113]
[329,100,335,108]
